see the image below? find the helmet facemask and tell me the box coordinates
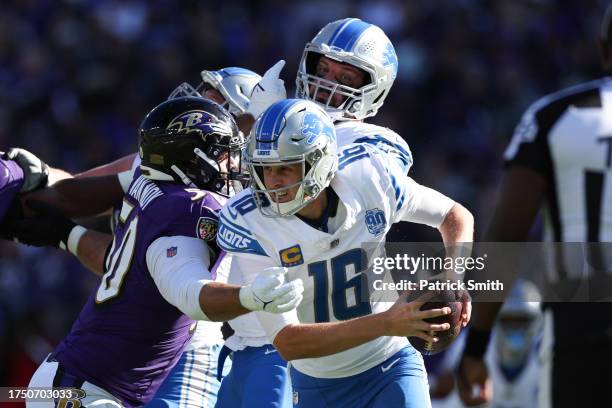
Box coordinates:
[191,130,249,196]
[296,51,382,122]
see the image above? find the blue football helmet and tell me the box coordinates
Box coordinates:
[245,99,337,216]
[296,18,398,121]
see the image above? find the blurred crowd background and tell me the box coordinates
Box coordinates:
[0,0,607,388]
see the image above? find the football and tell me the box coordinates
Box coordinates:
[408,288,468,355]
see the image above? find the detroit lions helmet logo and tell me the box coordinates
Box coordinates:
[301,111,335,145]
[381,42,398,81]
[168,110,232,136]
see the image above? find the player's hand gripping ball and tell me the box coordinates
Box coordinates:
[409,287,469,355]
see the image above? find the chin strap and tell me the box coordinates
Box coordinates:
[170,165,195,187]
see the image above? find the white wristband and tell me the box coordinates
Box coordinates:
[66,225,87,256]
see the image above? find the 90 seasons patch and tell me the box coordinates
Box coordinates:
[197,217,218,241]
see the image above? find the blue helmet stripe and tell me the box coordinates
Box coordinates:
[257,99,301,150]
[330,19,371,51]
[327,18,356,47]
[271,100,302,148]
[255,100,285,150]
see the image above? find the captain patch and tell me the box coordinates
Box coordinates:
[279,245,304,267]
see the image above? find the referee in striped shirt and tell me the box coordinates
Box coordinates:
[457,5,612,407]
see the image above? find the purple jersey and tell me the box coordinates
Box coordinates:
[0,157,24,222]
[53,172,226,406]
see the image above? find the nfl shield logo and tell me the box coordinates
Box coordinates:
[166,247,177,257]
[365,208,386,237]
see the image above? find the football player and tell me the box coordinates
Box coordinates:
[242,18,411,173]
[6,67,264,408]
[215,19,417,408]
[218,99,473,408]
[8,97,303,407]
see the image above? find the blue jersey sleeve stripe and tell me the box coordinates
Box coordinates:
[219,213,252,235]
[217,220,267,256]
[389,173,406,212]
[353,135,413,173]
[354,136,413,161]
[217,239,267,257]
[338,153,369,170]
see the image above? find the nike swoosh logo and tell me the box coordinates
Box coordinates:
[381,357,401,373]
[264,349,277,355]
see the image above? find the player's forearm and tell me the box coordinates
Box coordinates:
[74,153,137,178]
[76,230,113,276]
[439,203,474,245]
[47,167,72,185]
[198,282,251,321]
[273,313,388,361]
[24,175,124,218]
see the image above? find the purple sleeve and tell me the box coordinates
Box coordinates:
[0,158,24,221]
[144,188,223,242]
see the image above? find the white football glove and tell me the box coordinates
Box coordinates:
[239,266,304,313]
[245,60,287,119]
[5,148,49,192]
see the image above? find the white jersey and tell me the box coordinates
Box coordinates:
[335,121,413,173]
[224,121,413,347]
[218,144,453,378]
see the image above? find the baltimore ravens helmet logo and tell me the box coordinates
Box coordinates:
[301,112,335,145]
[197,216,218,241]
[168,110,232,136]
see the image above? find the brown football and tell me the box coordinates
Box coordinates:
[408,288,468,355]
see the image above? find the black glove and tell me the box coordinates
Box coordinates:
[3,200,76,248]
[4,148,50,192]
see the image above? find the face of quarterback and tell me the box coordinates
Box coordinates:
[262,163,303,203]
[311,56,367,107]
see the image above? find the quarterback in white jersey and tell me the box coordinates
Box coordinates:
[224,16,413,349]
[218,99,473,407]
